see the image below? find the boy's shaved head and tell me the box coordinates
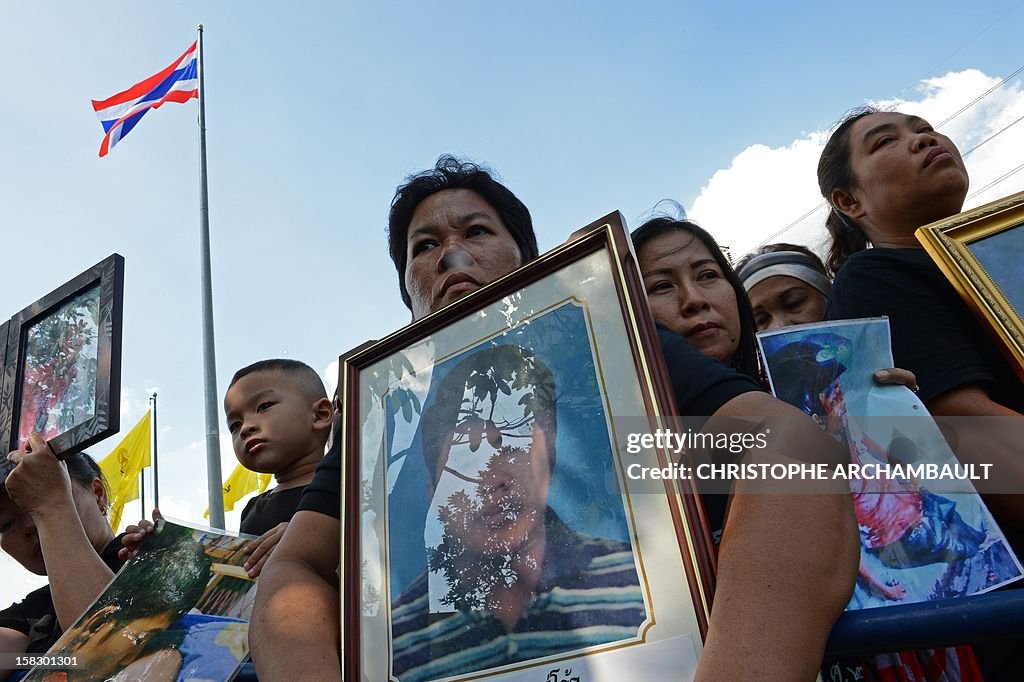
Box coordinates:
[229,359,328,403]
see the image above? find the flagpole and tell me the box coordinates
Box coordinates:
[150,393,160,509]
[197,23,225,529]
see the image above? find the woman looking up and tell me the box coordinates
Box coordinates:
[818,108,1023,679]
[820,107,1021,415]
[818,108,1023,524]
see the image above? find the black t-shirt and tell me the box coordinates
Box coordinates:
[0,534,126,654]
[296,325,761,526]
[828,247,1024,562]
[826,248,1024,411]
[239,485,306,536]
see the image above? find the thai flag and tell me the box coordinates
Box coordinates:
[91,41,199,157]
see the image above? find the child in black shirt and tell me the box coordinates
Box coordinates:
[119,359,333,578]
[223,359,333,578]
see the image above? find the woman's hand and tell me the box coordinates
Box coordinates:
[5,434,74,517]
[243,522,289,578]
[873,368,919,392]
[118,509,164,562]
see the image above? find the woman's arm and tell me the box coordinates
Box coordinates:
[696,391,859,681]
[249,510,341,681]
[0,627,29,681]
[5,437,116,629]
[928,384,1024,531]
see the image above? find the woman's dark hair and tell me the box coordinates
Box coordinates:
[631,217,763,384]
[734,242,828,277]
[817,106,879,276]
[387,155,538,311]
[66,451,108,495]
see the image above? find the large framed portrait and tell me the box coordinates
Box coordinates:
[0,254,124,459]
[916,190,1024,381]
[338,213,715,682]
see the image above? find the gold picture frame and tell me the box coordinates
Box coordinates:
[916,190,1024,381]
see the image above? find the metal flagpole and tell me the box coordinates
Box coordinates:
[150,393,160,509]
[139,471,146,521]
[197,24,225,528]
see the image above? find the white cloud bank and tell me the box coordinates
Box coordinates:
[689,69,1024,259]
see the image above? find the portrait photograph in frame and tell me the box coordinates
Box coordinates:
[0,253,124,460]
[339,214,715,682]
[916,190,1024,380]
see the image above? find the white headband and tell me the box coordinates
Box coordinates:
[737,252,832,297]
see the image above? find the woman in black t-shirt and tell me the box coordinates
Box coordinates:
[817,108,1023,490]
[631,215,859,681]
[819,107,1023,414]
[818,107,1024,679]
[0,439,124,679]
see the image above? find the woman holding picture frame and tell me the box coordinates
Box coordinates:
[733,241,991,680]
[0,437,124,681]
[252,156,858,682]
[818,108,1024,516]
[820,108,1023,417]
[818,107,1024,679]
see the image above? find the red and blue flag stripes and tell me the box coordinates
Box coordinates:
[91,41,198,157]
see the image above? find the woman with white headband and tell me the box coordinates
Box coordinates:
[736,244,832,332]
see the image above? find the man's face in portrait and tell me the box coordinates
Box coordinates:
[431,423,552,559]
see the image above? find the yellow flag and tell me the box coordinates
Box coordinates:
[204,464,272,518]
[98,412,152,531]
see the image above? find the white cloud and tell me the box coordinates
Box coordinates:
[323,359,339,398]
[0,554,47,606]
[118,385,152,426]
[689,69,1024,260]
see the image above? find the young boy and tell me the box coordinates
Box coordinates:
[223,359,333,577]
[120,359,333,578]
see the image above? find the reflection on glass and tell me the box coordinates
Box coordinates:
[17,284,101,446]
[386,305,645,682]
[968,227,1024,318]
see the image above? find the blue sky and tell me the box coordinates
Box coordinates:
[3,1,1024,601]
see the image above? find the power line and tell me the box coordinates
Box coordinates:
[753,64,1024,251]
[967,162,1024,200]
[749,2,1024,252]
[937,63,1024,127]
[962,112,1024,156]
[753,201,828,250]
[892,0,1024,101]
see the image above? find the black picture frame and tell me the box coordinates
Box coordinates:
[0,320,11,479]
[0,254,124,461]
